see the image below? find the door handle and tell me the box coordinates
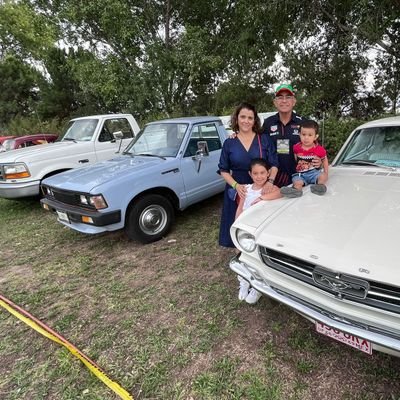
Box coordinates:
[78,159,89,163]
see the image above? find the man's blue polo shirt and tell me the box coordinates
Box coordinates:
[261,112,306,187]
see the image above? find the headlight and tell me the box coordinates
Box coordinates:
[3,163,31,179]
[236,229,257,252]
[43,186,54,197]
[79,194,108,210]
[79,195,89,205]
[89,195,108,209]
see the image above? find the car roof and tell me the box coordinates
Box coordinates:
[0,135,16,142]
[70,114,134,121]
[357,116,400,129]
[147,116,221,125]
[13,134,58,142]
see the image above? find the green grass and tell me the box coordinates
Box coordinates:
[1,196,400,400]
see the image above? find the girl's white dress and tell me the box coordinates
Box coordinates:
[243,184,262,210]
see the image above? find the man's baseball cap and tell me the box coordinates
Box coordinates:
[275,84,295,96]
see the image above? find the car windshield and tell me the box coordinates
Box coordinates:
[3,139,16,151]
[61,119,99,142]
[336,126,400,168]
[124,123,188,157]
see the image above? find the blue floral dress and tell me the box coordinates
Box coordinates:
[218,134,278,247]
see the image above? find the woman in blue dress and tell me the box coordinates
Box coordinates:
[218,103,279,248]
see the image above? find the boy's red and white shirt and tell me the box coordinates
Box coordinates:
[293,143,326,173]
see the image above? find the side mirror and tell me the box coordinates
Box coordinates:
[113,131,124,153]
[196,140,209,156]
[113,131,124,140]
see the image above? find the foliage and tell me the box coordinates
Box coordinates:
[0,0,57,60]
[4,115,66,136]
[374,21,400,114]
[321,117,368,159]
[0,0,400,128]
[36,48,86,120]
[274,0,399,118]
[0,55,41,128]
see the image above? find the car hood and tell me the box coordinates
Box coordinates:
[0,141,88,162]
[43,155,171,192]
[236,168,400,285]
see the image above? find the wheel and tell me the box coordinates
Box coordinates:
[125,194,174,243]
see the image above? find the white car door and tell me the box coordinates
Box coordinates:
[94,117,135,161]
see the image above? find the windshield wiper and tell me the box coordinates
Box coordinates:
[341,160,396,170]
[62,137,77,142]
[135,153,166,160]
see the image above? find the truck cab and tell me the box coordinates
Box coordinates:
[0,114,140,199]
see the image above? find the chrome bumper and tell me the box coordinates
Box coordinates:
[0,180,40,198]
[230,256,400,356]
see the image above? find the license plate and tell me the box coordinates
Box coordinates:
[316,322,372,355]
[56,210,70,223]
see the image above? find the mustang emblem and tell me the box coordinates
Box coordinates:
[319,276,352,291]
[312,267,369,299]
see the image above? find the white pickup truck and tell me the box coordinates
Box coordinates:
[0,114,140,199]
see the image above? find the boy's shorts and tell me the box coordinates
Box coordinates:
[292,168,322,185]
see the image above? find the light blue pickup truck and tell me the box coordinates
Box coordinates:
[41,116,227,243]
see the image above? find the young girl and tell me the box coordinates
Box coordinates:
[235,158,281,304]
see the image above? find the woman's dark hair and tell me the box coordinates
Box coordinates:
[230,102,261,135]
[249,158,271,171]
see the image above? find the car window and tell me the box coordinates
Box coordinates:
[62,119,98,141]
[3,139,16,150]
[102,118,134,140]
[125,123,188,157]
[337,126,400,166]
[98,125,114,142]
[184,123,222,157]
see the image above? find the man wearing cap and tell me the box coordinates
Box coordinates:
[262,84,317,187]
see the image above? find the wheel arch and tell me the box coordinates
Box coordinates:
[41,169,71,181]
[124,187,180,224]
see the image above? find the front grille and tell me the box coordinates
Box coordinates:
[259,247,400,314]
[44,186,95,210]
[0,166,4,180]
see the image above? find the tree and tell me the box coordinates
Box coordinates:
[0,55,40,127]
[374,21,400,114]
[37,48,85,119]
[275,0,400,117]
[24,0,293,117]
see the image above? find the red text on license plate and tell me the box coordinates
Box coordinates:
[316,322,372,355]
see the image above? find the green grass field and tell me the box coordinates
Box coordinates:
[1,196,399,400]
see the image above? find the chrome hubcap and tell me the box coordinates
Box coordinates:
[139,205,167,235]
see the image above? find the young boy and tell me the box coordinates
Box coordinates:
[235,158,281,304]
[280,120,328,198]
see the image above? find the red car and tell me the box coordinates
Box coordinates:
[1,134,58,152]
[0,135,17,144]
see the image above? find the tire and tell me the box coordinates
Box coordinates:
[125,194,174,243]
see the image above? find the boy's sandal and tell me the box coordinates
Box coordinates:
[280,186,303,198]
[310,184,327,195]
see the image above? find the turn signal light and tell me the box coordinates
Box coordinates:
[5,172,31,179]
